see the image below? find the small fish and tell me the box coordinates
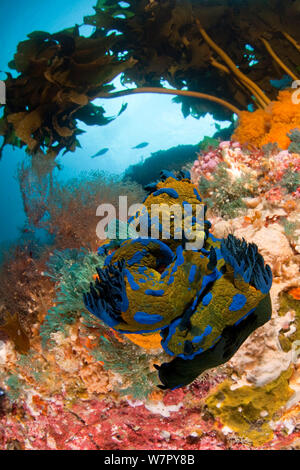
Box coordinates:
[270,75,293,90]
[118,102,128,116]
[132,142,149,149]
[91,148,109,158]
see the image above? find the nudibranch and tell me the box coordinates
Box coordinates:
[84,171,272,389]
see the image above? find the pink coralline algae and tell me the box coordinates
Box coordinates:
[0,376,299,450]
[191,141,300,189]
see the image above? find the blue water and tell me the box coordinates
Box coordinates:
[0,0,228,248]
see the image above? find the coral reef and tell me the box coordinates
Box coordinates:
[192,140,300,219]
[1,145,299,449]
[0,143,298,450]
[0,0,300,451]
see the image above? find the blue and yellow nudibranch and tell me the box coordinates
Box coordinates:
[84,171,272,389]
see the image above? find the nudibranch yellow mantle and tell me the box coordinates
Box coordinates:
[84,171,272,390]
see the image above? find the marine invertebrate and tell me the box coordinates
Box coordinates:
[84,172,272,389]
[206,368,294,446]
[191,140,300,215]
[233,90,300,150]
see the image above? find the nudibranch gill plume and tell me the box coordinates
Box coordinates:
[84,171,272,390]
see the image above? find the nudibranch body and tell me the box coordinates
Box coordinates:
[84,170,272,389]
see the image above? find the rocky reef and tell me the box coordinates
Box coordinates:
[0,7,299,445]
[1,140,299,449]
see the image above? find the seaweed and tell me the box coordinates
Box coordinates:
[2,1,300,158]
[91,333,159,399]
[5,375,22,402]
[18,164,146,251]
[0,26,135,158]
[288,128,300,154]
[198,163,254,219]
[0,312,30,354]
[280,168,300,194]
[40,248,104,347]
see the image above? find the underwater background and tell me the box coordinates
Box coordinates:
[0,0,299,450]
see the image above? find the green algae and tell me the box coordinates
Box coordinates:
[206,368,294,446]
[91,333,159,399]
[40,249,104,348]
[198,163,254,219]
[280,169,300,194]
[5,375,23,401]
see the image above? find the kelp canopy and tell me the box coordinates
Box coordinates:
[0,0,300,159]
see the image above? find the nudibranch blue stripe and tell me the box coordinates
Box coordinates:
[160,170,176,180]
[207,233,222,243]
[134,311,164,325]
[168,246,185,280]
[124,269,140,291]
[98,242,114,256]
[229,293,247,311]
[175,245,184,266]
[182,201,192,209]
[202,292,213,306]
[161,317,182,356]
[145,289,165,296]
[127,249,148,266]
[138,266,147,274]
[160,269,170,280]
[191,325,212,344]
[188,265,197,283]
[193,188,202,202]
[152,188,179,199]
[115,325,166,334]
[104,252,114,266]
